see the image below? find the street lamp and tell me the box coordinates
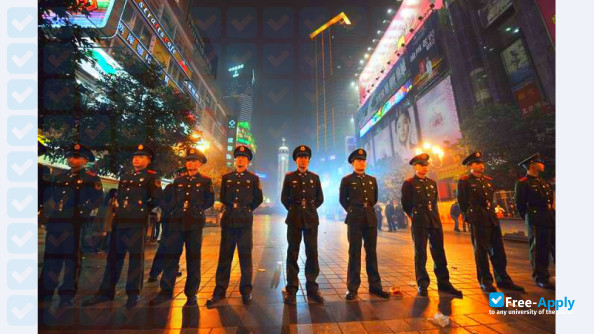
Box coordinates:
[415,142,444,168]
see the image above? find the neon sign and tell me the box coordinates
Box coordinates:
[44,0,117,28]
[132,0,192,79]
[358,0,443,106]
[228,64,244,78]
[359,80,412,137]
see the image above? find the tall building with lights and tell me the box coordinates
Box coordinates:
[224,63,256,124]
[277,138,290,200]
[310,13,360,163]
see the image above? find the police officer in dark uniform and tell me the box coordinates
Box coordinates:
[147,167,187,282]
[281,145,324,305]
[83,144,163,308]
[401,153,462,298]
[150,148,215,306]
[514,153,555,290]
[339,149,390,300]
[457,152,524,293]
[39,144,103,307]
[207,145,263,306]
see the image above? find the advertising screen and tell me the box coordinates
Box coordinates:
[391,105,419,163]
[407,13,446,91]
[416,76,462,146]
[358,0,443,106]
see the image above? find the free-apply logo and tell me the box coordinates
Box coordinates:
[489,292,505,307]
[489,292,576,312]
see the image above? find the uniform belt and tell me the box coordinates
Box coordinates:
[528,204,554,210]
[414,204,434,210]
[351,203,372,208]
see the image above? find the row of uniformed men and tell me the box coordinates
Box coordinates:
[38,142,553,309]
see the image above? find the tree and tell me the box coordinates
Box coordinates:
[459,103,555,190]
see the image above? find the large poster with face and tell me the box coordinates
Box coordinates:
[416,76,462,146]
[391,105,419,163]
[373,123,393,162]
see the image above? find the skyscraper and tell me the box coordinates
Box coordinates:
[277,138,290,200]
[224,63,255,124]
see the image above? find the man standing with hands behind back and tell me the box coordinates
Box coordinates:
[339,149,390,301]
[281,145,324,305]
[207,145,263,306]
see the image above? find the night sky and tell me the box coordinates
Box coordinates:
[187,0,397,196]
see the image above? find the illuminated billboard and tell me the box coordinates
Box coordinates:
[43,0,125,35]
[360,79,412,137]
[236,121,257,153]
[358,0,443,106]
[416,76,462,146]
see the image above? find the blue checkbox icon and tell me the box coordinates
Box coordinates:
[7,188,37,218]
[7,260,36,290]
[7,295,36,326]
[7,7,36,38]
[8,44,37,74]
[8,152,37,182]
[7,224,36,254]
[489,292,505,307]
[7,116,37,146]
[7,80,37,110]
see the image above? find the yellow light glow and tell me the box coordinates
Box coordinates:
[423,142,431,150]
[309,12,352,39]
[415,148,423,155]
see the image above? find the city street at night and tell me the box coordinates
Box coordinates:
[39,214,555,333]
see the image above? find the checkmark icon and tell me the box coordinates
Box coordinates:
[11,51,34,67]
[231,14,253,31]
[11,303,33,320]
[12,15,33,31]
[11,195,33,212]
[11,87,34,104]
[268,15,289,31]
[12,266,34,284]
[268,87,289,103]
[489,292,505,307]
[11,230,34,248]
[196,14,217,30]
[11,122,34,140]
[11,159,34,176]
[268,50,290,67]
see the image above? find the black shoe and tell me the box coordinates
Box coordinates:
[345,291,357,300]
[59,297,74,308]
[147,275,158,283]
[418,286,428,297]
[369,288,390,299]
[454,228,461,232]
[284,293,297,305]
[82,294,112,307]
[307,291,325,304]
[480,284,497,292]
[206,295,225,307]
[125,295,141,308]
[149,292,172,306]
[438,283,463,298]
[536,281,555,290]
[498,282,525,292]
[242,293,252,305]
[185,295,197,306]
[176,271,182,277]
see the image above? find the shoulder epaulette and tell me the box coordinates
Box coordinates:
[518,176,528,182]
[460,174,470,180]
[405,177,414,182]
[147,169,157,174]
[484,175,492,180]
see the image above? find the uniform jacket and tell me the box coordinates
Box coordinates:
[514,175,555,227]
[339,172,378,226]
[220,170,263,227]
[115,168,163,227]
[162,173,215,230]
[401,175,442,229]
[46,168,103,223]
[457,173,498,227]
[281,170,324,228]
